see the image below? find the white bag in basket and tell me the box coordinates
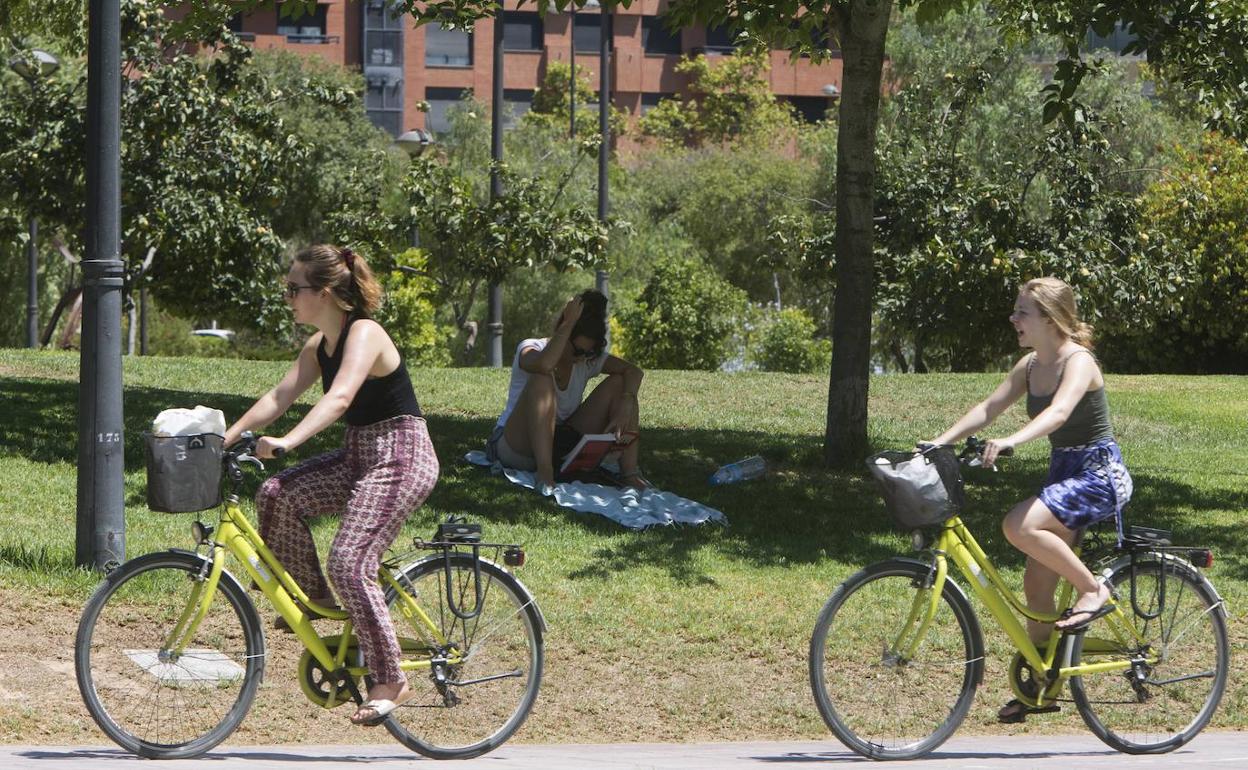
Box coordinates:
[151,405,226,437]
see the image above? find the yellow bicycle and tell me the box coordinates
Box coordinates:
[810,437,1228,760]
[75,433,544,760]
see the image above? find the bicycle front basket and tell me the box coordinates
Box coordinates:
[143,432,224,513]
[867,447,965,529]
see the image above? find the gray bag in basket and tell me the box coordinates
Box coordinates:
[867,447,965,529]
[143,432,224,513]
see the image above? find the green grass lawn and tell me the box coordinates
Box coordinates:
[1,348,1245,743]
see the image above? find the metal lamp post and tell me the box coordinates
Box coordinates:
[8,49,61,349]
[568,0,600,139]
[79,0,126,571]
[488,1,505,367]
[395,128,434,249]
[595,5,612,298]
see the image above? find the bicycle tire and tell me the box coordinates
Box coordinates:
[378,552,543,760]
[1071,556,1228,754]
[74,550,265,759]
[809,558,983,760]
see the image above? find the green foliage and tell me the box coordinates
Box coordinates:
[751,308,832,374]
[616,256,748,371]
[374,249,454,367]
[526,60,628,139]
[868,6,1201,372]
[1101,135,1248,373]
[638,50,799,147]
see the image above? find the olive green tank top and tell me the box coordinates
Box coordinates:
[1025,350,1114,448]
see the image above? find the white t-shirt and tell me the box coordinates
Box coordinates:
[495,338,607,429]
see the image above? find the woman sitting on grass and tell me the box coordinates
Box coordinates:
[926,276,1133,724]
[487,289,647,491]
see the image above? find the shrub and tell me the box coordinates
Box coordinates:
[376,249,453,367]
[751,308,832,373]
[616,256,747,370]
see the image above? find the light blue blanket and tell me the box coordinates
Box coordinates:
[464,451,727,530]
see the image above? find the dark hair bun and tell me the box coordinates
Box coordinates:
[571,289,609,352]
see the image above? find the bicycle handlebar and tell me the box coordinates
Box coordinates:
[917,436,1013,464]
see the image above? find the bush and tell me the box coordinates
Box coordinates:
[616,256,748,370]
[375,249,453,367]
[751,308,831,373]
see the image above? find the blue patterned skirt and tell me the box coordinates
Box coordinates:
[1038,440,1133,534]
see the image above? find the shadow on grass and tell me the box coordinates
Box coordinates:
[3,376,1245,584]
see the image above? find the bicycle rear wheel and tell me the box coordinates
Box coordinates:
[379,553,543,759]
[74,550,265,759]
[809,558,983,760]
[1071,557,1228,754]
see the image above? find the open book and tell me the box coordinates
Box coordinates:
[559,431,638,475]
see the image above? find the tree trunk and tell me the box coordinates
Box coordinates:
[824,0,892,467]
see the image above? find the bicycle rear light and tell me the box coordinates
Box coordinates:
[1189,549,1214,569]
[504,546,526,567]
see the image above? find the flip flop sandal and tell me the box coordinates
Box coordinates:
[351,696,410,727]
[997,698,1061,724]
[1055,602,1115,632]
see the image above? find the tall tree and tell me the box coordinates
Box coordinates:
[154,0,1248,465]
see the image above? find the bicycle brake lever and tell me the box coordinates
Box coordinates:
[238,453,266,472]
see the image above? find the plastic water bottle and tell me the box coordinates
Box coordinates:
[709,455,766,486]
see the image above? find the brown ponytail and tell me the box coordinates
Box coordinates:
[293,244,383,316]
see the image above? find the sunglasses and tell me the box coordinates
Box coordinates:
[571,343,600,359]
[283,283,317,299]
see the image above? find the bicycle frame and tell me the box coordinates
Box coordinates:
[911,515,1155,704]
[171,493,461,687]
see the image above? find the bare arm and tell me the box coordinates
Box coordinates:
[223,335,322,446]
[601,354,643,435]
[269,320,389,456]
[930,356,1030,446]
[980,351,1099,468]
[520,296,582,374]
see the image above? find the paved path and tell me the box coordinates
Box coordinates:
[2,734,1245,769]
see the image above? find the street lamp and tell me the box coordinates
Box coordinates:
[8,48,61,349]
[394,129,435,250]
[395,127,434,157]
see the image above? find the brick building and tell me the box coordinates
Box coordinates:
[226,1,844,137]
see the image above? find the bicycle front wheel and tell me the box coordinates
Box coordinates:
[810,558,983,760]
[74,550,265,759]
[380,553,543,760]
[1071,557,1229,754]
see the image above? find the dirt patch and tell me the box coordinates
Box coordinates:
[3,585,1243,751]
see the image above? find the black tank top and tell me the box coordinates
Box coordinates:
[317,317,422,426]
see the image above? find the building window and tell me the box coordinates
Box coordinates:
[426,23,472,66]
[365,0,404,31]
[503,89,534,129]
[426,87,470,135]
[277,3,330,43]
[574,14,601,53]
[503,11,544,51]
[786,95,830,124]
[640,92,672,116]
[1085,21,1140,55]
[642,16,681,55]
[704,23,737,54]
[226,13,244,33]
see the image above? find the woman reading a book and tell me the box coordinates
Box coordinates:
[487,289,647,491]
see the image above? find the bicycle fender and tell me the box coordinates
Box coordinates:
[1104,552,1228,620]
[396,554,548,634]
[165,548,252,598]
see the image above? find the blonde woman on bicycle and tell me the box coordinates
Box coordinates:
[927,276,1132,722]
[223,244,439,727]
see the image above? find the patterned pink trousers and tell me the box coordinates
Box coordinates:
[257,415,439,683]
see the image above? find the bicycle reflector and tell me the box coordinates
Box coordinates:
[504,546,526,567]
[1189,549,1214,569]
